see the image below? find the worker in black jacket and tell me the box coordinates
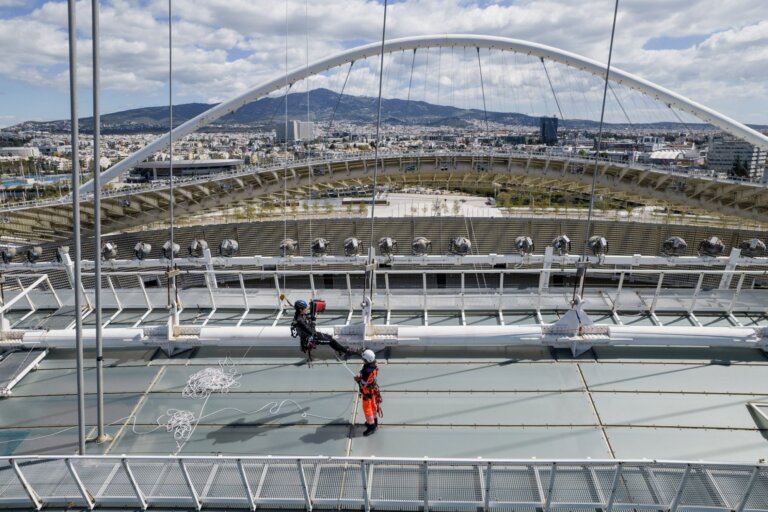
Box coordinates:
[291,300,357,357]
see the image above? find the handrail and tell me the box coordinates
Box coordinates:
[0,455,764,511]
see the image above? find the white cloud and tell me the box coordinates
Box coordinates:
[0,0,766,124]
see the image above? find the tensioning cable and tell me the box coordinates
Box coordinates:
[540,57,565,121]
[282,0,290,294]
[365,0,389,304]
[327,62,353,135]
[576,0,621,301]
[167,0,177,312]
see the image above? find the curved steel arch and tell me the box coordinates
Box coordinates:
[82,34,768,194]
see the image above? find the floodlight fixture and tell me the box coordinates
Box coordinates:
[55,246,70,263]
[449,236,472,256]
[26,246,43,263]
[0,247,16,264]
[219,239,239,257]
[588,235,609,257]
[662,236,687,257]
[162,241,180,259]
[311,238,330,257]
[280,238,299,257]
[412,236,432,256]
[378,237,398,255]
[551,235,571,256]
[514,236,534,256]
[134,242,152,260]
[188,239,208,258]
[343,237,361,257]
[102,242,118,261]
[739,238,766,258]
[698,236,724,257]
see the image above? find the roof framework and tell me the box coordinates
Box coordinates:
[2,152,767,243]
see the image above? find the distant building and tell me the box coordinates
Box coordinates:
[127,159,244,182]
[639,136,664,152]
[707,136,766,181]
[539,117,558,145]
[0,147,40,158]
[36,144,69,156]
[275,120,315,142]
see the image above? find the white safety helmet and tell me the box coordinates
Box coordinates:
[361,349,376,363]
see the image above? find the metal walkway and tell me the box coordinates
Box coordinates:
[1,455,766,511]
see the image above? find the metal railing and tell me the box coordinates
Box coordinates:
[1,455,765,511]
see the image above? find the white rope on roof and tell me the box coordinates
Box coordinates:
[182,359,241,399]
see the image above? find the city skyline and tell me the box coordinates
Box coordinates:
[1,0,767,128]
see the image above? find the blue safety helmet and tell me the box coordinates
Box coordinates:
[294,299,309,310]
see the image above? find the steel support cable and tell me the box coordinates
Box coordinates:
[437,46,442,106]
[570,64,593,121]
[669,105,695,139]
[471,48,491,292]
[92,0,107,442]
[519,53,537,117]
[506,51,522,129]
[168,0,177,313]
[609,84,634,128]
[267,90,287,127]
[282,0,290,291]
[422,46,430,106]
[449,46,455,111]
[404,49,417,125]
[561,60,582,121]
[578,0,621,300]
[305,0,312,276]
[541,57,564,120]
[500,49,512,121]
[327,62,354,135]
[476,47,490,136]
[365,0,389,304]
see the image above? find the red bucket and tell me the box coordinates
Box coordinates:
[311,299,326,315]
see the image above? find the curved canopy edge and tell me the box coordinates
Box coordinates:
[81,34,768,194]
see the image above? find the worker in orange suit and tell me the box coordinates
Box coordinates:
[355,349,382,436]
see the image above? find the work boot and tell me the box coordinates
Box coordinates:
[363,422,377,436]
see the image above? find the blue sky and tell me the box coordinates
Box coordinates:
[1,0,767,128]
[642,33,712,51]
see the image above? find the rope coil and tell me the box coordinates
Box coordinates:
[182,359,241,399]
[165,409,196,441]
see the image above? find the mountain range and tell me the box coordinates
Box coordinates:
[13,87,759,133]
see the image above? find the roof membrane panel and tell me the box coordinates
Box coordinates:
[580,363,768,393]
[9,366,162,396]
[349,426,611,459]
[593,392,768,429]
[111,424,351,456]
[606,427,768,462]
[0,394,141,428]
[377,392,596,426]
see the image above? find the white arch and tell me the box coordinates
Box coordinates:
[82,34,768,194]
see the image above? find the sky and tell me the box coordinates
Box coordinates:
[1,0,767,128]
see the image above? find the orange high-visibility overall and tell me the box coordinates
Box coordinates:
[358,363,381,425]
